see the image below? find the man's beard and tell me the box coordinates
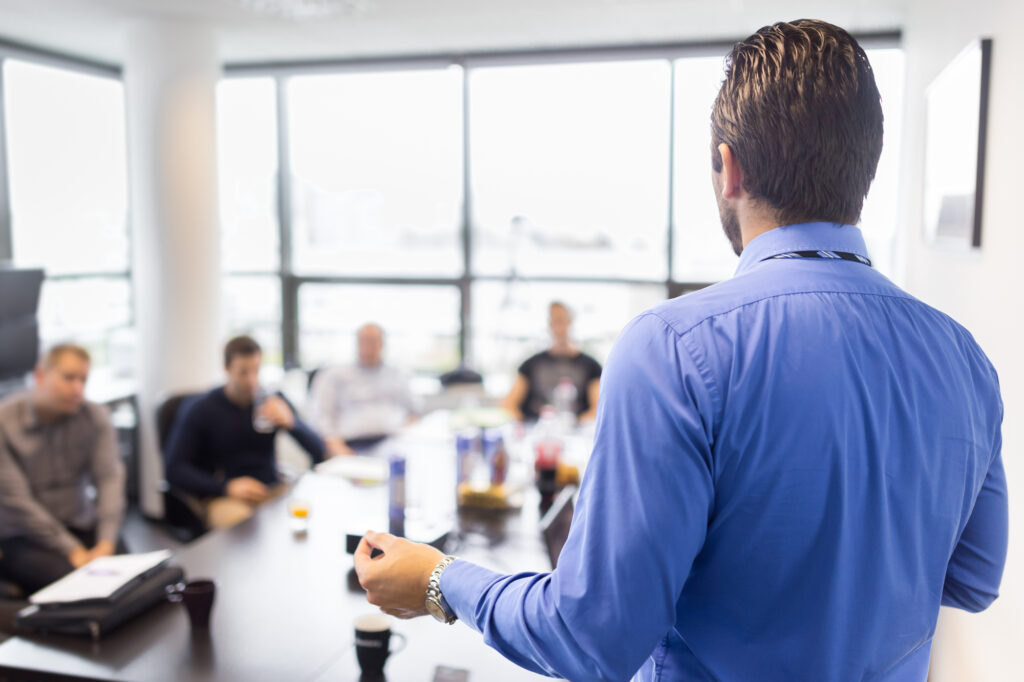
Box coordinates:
[716,188,743,256]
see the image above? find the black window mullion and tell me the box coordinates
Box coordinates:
[275,74,299,368]
[459,62,472,368]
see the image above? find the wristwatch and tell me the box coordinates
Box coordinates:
[425,555,457,624]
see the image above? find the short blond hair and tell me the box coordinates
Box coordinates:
[40,343,91,369]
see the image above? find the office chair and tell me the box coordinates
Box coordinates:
[156,393,208,542]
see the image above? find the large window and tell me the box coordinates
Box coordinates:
[217,77,285,364]
[288,68,463,277]
[216,39,905,383]
[218,77,280,274]
[2,58,130,369]
[470,61,670,280]
[298,284,460,373]
[223,275,283,366]
[671,56,738,283]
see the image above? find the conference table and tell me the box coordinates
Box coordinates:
[0,416,581,681]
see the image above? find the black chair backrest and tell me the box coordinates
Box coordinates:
[439,366,483,387]
[306,367,321,393]
[156,393,201,452]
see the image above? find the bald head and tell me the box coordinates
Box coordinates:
[357,323,384,368]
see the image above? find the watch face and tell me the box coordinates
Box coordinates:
[426,598,446,622]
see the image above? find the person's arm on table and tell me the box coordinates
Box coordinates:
[0,430,87,564]
[88,407,126,559]
[358,314,718,681]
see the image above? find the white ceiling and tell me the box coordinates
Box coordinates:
[0,0,906,66]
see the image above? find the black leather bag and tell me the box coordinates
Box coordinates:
[13,564,184,640]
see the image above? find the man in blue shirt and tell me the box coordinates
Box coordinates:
[354,20,1007,681]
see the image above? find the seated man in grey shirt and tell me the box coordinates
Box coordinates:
[308,323,417,456]
[0,344,126,596]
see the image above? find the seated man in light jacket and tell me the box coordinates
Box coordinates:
[308,323,417,456]
[0,344,126,596]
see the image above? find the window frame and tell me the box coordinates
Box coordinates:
[0,39,132,362]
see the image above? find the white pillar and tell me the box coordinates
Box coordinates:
[124,21,223,517]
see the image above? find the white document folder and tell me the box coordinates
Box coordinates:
[28,549,173,605]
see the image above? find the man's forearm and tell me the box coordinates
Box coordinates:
[290,417,326,463]
[440,561,638,680]
[94,478,126,544]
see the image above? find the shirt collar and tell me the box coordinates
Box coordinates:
[734,222,868,276]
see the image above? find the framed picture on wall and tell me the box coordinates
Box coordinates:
[922,38,992,248]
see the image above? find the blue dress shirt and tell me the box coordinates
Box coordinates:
[441,222,1007,681]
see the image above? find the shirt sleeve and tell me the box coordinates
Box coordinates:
[282,394,326,465]
[441,313,718,680]
[941,422,1008,612]
[88,406,126,545]
[0,427,82,554]
[163,400,226,498]
[517,354,536,379]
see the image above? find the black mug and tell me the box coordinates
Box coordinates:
[354,614,406,676]
[167,579,216,629]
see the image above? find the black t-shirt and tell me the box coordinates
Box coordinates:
[517,350,602,421]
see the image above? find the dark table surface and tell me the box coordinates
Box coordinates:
[0,462,556,682]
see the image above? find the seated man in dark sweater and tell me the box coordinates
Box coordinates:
[164,336,325,529]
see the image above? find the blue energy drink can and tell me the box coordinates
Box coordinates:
[388,452,406,537]
[456,429,477,485]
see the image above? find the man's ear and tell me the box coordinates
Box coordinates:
[717,143,745,200]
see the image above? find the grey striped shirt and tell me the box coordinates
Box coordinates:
[0,392,125,554]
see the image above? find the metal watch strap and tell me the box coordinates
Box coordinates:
[426,555,457,624]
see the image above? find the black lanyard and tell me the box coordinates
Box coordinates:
[763,250,872,267]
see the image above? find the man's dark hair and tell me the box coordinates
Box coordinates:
[711,19,883,226]
[224,335,261,368]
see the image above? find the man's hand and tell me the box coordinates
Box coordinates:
[225,476,271,503]
[354,531,444,619]
[67,545,91,569]
[88,539,116,561]
[325,436,356,457]
[258,396,295,430]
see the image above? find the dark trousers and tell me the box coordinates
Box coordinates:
[0,527,129,597]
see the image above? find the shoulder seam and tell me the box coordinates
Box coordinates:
[645,289,923,339]
[631,311,723,423]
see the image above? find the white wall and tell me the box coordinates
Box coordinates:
[897,1,1023,679]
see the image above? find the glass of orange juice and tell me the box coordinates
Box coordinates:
[288,499,311,535]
